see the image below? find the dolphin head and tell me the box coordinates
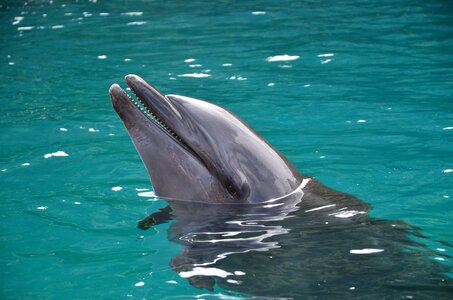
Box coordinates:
[109,75,303,203]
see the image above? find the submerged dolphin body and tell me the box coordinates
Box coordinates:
[110,75,451,298]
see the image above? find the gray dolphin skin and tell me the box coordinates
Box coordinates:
[109,75,451,298]
[110,74,304,204]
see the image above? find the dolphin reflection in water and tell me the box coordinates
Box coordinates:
[110,75,451,298]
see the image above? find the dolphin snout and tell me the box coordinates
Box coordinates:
[109,83,121,96]
[109,83,127,106]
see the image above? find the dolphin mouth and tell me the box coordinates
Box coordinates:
[109,75,188,147]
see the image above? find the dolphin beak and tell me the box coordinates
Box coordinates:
[110,74,169,115]
[124,74,166,105]
[109,82,137,121]
[109,83,124,103]
[109,74,189,149]
[123,74,182,136]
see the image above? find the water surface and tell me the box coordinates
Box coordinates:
[1,0,452,299]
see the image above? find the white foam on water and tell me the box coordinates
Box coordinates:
[227,279,241,285]
[127,21,147,26]
[137,191,156,197]
[266,55,299,62]
[44,151,69,158]
[112,186,123,191]
[318,53,334,57]
[13,16,24,25]
[179,267,233,278]
[435,257,445,261]
[18,26,34,31]
[229,75,247,81]
[177,73,210,78]
[263,203,284,208]
[134,281,145,287]
[122,12,143,16]
[305,204,336,212]
[330,210,366,218]
[350,248,384,254]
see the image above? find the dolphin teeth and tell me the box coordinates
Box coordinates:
[122,87,187,144]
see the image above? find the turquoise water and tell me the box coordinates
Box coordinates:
[1,0,452,298]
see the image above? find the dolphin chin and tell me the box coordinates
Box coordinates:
[109,74,303,203]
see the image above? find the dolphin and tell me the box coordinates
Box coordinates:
[110,74,305,204]
[109,75,451,298]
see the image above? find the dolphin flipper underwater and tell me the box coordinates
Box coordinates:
[110,75,452,298]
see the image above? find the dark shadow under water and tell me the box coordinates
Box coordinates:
[139,179,452,299]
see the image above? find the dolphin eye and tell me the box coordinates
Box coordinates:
[225,181,239,197]
[227,185,236,195]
